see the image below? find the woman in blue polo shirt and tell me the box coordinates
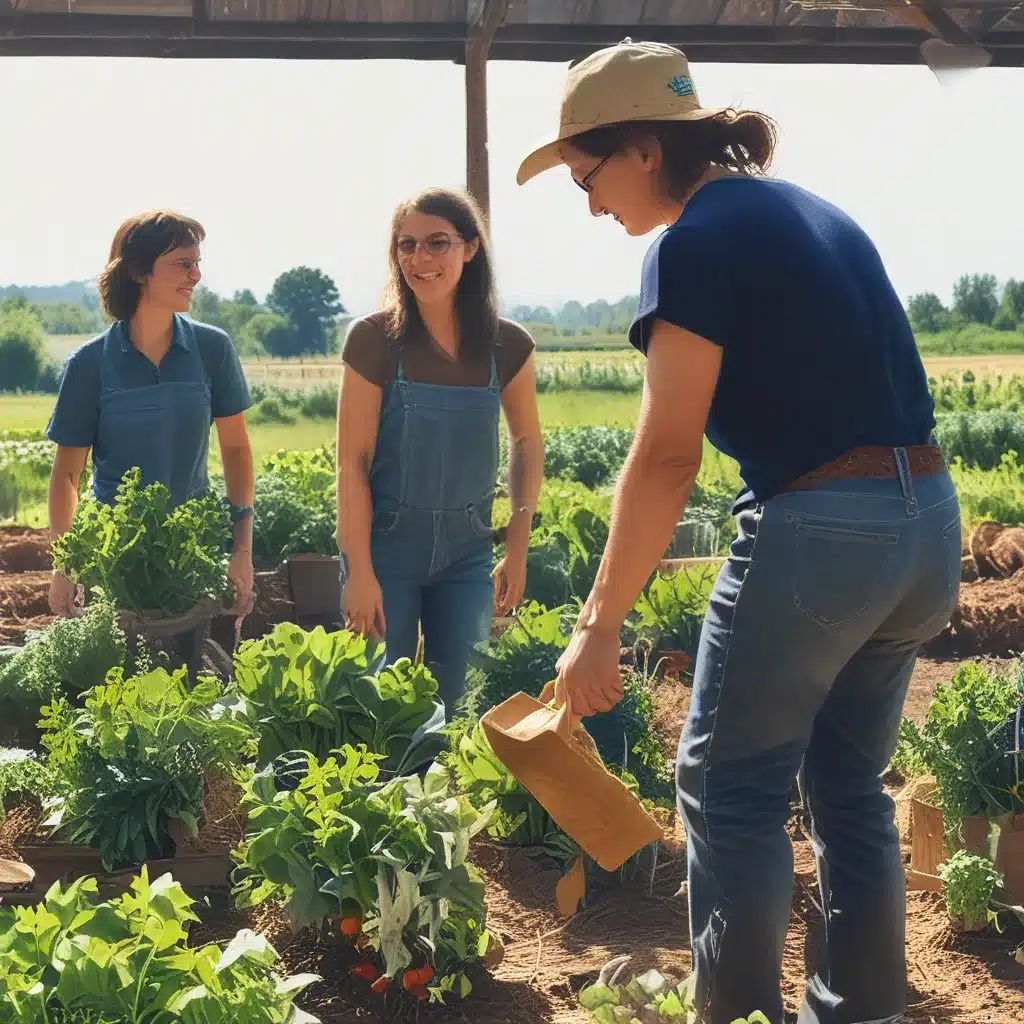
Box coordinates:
[45,210,255,618]
[519,41,960,1024]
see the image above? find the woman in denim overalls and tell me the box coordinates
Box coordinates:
[519,41,960,1024]
[336,188,544,716]
[45,210,256,620]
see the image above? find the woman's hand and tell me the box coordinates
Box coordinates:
[550,623,624,718]
[226,548,255,616]
[343,565,387,640]
[493,547,527,617]
[48,571,83,618]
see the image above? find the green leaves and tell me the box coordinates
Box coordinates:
[232,745,494,1000]
[577,957,770,1024]
[890,661,1024,840]
[938,850,1004,926]
[51,467,233,616]
[232,624,444,774]
[0,866,320,1023]
[630,567,715,657]
[39,666,256,871]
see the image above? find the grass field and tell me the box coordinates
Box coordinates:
[0,391,642,465]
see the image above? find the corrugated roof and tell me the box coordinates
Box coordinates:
[1,0,1021,64]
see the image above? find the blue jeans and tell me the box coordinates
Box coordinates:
[678,458,960,1024]
[371,503,495,714]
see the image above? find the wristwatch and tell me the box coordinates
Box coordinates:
[338,551,349,585]
[229,504,254,523]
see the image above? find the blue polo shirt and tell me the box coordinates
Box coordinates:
[46,314,251,507]
[629,176,936,511]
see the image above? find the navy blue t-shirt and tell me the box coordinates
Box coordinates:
[628,176,935,510]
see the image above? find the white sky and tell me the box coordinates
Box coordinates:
[0,54,1021,314]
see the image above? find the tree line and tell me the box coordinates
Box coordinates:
[0,266,347,392]
[907,275,1024,334]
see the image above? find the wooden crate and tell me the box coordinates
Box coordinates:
[907,798,1024,903]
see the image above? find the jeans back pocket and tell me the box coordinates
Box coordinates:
[792,517,899,629]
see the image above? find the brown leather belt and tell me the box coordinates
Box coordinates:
[776,445,946,495]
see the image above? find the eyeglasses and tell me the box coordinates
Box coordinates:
[573,154,613,193]
[395,232,465,258]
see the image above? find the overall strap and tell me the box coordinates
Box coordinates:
[487,345,499,393]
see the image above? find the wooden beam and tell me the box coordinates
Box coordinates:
[465,0,509,226]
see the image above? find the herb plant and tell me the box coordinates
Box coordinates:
[40,666,256,870]
[938,850,1004,929]
[0,747,68,819]
[232,745,495,1002]
[578,955,770,1024]
[252,447,338,564]
[629,566,715,658]
[51,467,233,615]
[0,594,126,706]
[231,623,444,775]
[0,867,320,1023]
[890,661,1024,841]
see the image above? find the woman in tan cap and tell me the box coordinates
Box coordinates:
[522,39,958,1024]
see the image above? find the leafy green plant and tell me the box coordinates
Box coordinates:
[629,566,715,657]
[252,447,337,565]
[0,867,321,1023]
[889,661,1024,842]
[231,745,495,1002]
[522,501,609,608]
[578,955,770,1024]
[0,747,68,819]
[231,623,444,774]
[40,666,256,870]
[51,467,233,615]
[938,850,1004,929]
[0,594,126,706]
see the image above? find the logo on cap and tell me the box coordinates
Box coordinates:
[667,75,695,97]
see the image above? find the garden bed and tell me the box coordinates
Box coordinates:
[0,525,51,573]
[175,659,1024,1024]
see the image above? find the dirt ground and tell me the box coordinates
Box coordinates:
[0,527,51,574]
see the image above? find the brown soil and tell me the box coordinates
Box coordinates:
[942,576,1024,658]
[0,613,54,646]
[0,571,51,628]
[0,527,51,574]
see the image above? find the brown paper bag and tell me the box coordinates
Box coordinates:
[481,685,664,871]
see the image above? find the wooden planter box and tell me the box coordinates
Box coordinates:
[4,842,234,905]
[906,798,1024,903]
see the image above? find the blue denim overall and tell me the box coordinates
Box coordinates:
[367,350,499,714]
[95,317,213,507]
[677,451,960,1024]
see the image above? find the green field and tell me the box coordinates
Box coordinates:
[0,390,641,464]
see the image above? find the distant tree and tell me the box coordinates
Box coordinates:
[559,300,585,332]
[0,306,46,390]
[239,312,301,358]
[994,279,1024,331]
[952,274,999,326]
[234,289,259,306]
[189,285,223,325]
[267,267,345,356]
[907,292,950,334]
[37,300,102,335]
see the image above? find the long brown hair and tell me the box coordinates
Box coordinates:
[571,109,778,202]
[381,187,499,357]
[98,210,205,322]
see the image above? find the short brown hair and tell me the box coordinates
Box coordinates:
[381,187,499,358]
[98,210,205,322]
[570,109,778,202]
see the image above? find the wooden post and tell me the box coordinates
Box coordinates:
[465,0,509,225]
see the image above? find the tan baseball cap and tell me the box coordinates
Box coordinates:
[516,38,724,186]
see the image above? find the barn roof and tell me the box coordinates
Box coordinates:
[1,0,1022,66]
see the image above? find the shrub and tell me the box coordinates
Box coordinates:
[0,307,46,391]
